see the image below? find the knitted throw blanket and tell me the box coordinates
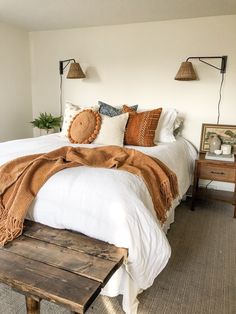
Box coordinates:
[0,146,178,247]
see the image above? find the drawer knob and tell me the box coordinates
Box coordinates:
[210,171,225,175]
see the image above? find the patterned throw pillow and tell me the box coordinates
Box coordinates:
[123,105,162,147]
[61,102,99,137]
[99,101,138,117]
[68,110,101,144]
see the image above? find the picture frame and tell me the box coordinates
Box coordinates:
[200,123,236,153]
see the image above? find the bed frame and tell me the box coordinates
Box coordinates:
[0,220,127,313]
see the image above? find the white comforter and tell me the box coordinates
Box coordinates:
[0,134,196,313]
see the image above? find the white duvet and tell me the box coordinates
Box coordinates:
[0,134,196,314]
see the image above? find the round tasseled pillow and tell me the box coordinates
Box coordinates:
[68,109,101,144]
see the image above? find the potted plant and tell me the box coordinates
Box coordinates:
[31,112,62,135]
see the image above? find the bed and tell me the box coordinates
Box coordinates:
[0,133,196,314]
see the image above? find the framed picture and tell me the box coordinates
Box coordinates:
[200,123,236,153]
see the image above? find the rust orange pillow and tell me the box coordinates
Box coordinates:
[123,105,162,146]
[68,109,101,144]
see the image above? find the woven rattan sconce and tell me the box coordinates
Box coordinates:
[174,55,228,124]
[175,56,227,81]
[59,59,85,79]
[59,59,85,117]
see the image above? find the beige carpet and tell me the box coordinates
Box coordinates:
[0,199,235,314]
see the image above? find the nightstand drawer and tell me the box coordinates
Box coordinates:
[192,152,236,218]
[198,164,235,182]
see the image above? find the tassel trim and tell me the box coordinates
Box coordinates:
[0,215,23,247]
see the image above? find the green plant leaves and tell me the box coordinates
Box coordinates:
[30,112,62,131]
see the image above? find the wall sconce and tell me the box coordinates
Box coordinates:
[175,56,227,81]
[59,58,85,116]
[174,55,228,124]
[59,59,85,79]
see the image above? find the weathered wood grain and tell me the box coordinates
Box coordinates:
[0,221,127,313]
[23,220,128,262]
[0,249,101,313]
[25,296,40,314]
[4,235,120,285]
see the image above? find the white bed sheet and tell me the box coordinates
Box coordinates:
[0,134,196,314]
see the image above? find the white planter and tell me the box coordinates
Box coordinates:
[39,129,55,136]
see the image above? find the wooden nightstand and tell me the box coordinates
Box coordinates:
[191,152,236,218]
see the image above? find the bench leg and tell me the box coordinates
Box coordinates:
[25,296,40,314]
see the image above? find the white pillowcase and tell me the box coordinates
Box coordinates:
[61,102,99,137]
[154,108,178,143]
[93,113,129,146]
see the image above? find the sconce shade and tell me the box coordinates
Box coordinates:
[67,62,85,79]
[175,61,197,81]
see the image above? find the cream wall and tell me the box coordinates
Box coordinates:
[30,15,236,149]
[0,22,32,141]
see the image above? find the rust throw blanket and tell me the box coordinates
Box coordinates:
[0,146,178,247]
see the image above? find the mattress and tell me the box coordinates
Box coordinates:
[0,134,197,314]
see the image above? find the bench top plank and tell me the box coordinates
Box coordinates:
[0,249,100,313]
[0,221,128,313]
[24,220,127,263]
[4,235,120,285]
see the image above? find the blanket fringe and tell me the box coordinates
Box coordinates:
[0,216,23,247]
[160,179,179,210]
[169,173,179,199]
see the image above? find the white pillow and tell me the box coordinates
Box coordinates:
[154,108,178,143]
[61,102,99,137]
[93,113,129,146]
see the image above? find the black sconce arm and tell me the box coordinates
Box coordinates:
[186,56,227,73]
[59,59,76,75]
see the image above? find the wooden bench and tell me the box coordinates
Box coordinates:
[0,220,127,313]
